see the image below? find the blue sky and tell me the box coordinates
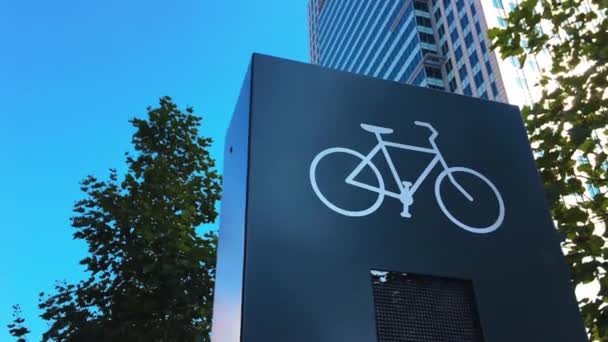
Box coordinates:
[0,0,308,339]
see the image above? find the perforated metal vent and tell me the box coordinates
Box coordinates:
[371,271,484,342]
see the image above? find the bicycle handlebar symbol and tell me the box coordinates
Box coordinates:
[309,121,505,234]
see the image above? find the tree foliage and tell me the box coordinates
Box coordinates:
[7,305,31,342]
[36,96,222,341]
[489,0,607,339]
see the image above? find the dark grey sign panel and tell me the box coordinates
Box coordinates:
[212,54,587,342]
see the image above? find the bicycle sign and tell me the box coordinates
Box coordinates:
[309,121,505,234]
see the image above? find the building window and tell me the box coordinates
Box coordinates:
[426,66,443,79]
[438,24,446,38]
[464,32,473,47]
[457,56,465,69]
[463,85,472,96]
[449,78,458,91]
[377,15,420,76]
[450,28,459,42]
[447,11,454,26]
[492,0,504,9]
[459,65,468,81]
[434,8,442,21]
[470,3,477,15]
[473,71,484,88]
[485,60,493,74]
[480,91,489,100]
[416,16,432,27]
[460,13,469,28]
[469,51,479,67]
[456,0,465,11]
[454,46,463,60]
[491,81,499,97]
[420,32,436,44]
[414,1,429,11]
[441,41,449,55]
[445,59,454,74]
[479,40,487,53]
[413,70,427,85]
[474,21,482,34]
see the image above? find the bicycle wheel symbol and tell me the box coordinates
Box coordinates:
[309,147,385,217]
[434,167,505,234]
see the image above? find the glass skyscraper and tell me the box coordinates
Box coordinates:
[307,0,542,106]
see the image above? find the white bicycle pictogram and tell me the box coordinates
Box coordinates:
[309,121,505,234]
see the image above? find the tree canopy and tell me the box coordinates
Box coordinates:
[7,305,30,342]
[32,96,221,341]
[489,0,607,339]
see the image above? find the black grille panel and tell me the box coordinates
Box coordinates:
[371,271,484,342]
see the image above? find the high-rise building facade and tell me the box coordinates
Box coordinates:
[307,0,542,107]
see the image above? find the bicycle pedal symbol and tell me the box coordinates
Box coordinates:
[309,121,505,234]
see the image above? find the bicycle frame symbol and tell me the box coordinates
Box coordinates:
[309,121,505,234]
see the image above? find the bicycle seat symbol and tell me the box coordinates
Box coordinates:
[309,121,505,234]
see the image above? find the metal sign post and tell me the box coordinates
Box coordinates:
[212,54,587,342]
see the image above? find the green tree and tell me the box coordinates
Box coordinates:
[7,305,31,342]
[489,0,607,339]
[37,96,222,341]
